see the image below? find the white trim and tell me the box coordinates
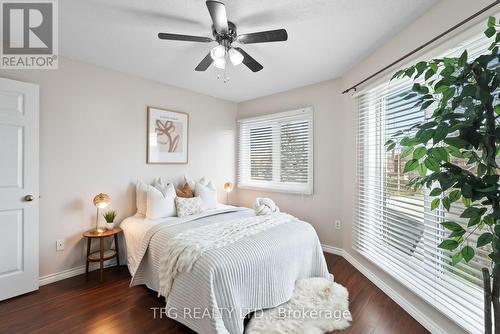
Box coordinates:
[39,260,119,286]
[320,244,344,256]
[321,244,447,334]
[237,107,312,123]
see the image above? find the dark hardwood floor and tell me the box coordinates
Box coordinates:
[0,253,429,334]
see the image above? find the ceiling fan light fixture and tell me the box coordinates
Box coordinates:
[228,48,243,66]
[210,45,226,61]
[213,57,226,69]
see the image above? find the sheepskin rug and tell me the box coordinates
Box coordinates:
[246,277,352,334]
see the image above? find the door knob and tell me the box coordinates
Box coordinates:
[24,194,34,202]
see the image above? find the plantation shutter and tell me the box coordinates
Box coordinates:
[354,30,494,334]
[238,108,313,194]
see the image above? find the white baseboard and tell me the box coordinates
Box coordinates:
[320,244,343,255]
[321,244,445,334]
[39,260,119,286]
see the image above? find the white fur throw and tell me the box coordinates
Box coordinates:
[246,277,352,334]
[253,197,280,216]
[158,212,293,298]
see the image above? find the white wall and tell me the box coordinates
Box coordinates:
[237,79,348,248]
[0,58,237,278]
[236,1,496,332]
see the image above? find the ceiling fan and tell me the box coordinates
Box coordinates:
[158,0,288,73]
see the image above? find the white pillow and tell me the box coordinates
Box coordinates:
[183,175,196,190]
[146,182,176,219]
[136,181,149,216]
[195,181,217,210]
[175,197,203,217]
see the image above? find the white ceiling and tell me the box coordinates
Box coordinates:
[60,0,438,102]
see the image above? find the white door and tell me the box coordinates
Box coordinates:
[0,77,39,300]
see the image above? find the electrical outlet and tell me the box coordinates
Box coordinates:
[56,239,64,252]
[334,220,342,230]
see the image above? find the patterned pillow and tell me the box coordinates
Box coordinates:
[175,196,203,217]
[176,182,194,198]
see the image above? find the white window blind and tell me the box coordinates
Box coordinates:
[355,29,495,334]
[238,108,313,194]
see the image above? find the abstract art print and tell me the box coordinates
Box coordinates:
[147,107,189,164]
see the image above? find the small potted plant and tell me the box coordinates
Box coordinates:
[103,211,117,230]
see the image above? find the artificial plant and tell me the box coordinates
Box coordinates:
[103,210,117,223]
[385,17,500,333]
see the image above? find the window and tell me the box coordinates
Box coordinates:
[238,108,313,194]
[355,29,494,334]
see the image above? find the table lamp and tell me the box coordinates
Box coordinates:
[223,182,233,205]
[93,193,110,234]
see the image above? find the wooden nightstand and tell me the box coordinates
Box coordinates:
[82,227,122,281]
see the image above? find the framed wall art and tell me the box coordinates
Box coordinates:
[147,106,189,164]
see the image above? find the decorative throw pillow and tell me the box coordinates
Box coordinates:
[195,181,218,210]
[176,182,194,198]
[183,175,196,191]
[136,181,149,216]
[146,182,176,219]
[175,197,203,217]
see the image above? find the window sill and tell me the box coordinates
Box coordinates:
[237,184,313,196]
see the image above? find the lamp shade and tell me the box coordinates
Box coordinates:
[93,193,110,208]
[228,48,243,66]
[224,182,234,193]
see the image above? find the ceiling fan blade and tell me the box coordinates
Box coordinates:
[206,1,229,34]
[237,29,288,44]
[195,52,214,71]
[233,47,263,72]
[158,33,212,43]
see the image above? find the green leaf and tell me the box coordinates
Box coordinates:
[403,159,420,173]
[458,50,468,66]
[430,147,449,162]
[429,188,442,196]
[417,129,434,144]
[431,198,440,210]
[438,239,459,251]
[418,121,437,130]
[477,233,494,247]
[452,252,463,265]
[421,100,434,110]
[417,164,427,177]
[433,123,448,144]
[413,147,427,160]
[386,141,396,151]
[401,146,414,159]
[485,26,496,38]
[461,246,475,262]
[442,197,451,211]
[444,137,469,149]
[424,156,441,172]
[441,221,463,232]
[494,225,500,236]
[391,69,405,80]
[448,190,461,202]
[425,68,435,81]
[468,216,481,227]
[461,206,486,218]
[400,137,420,147]
[488,16,496,27]
[447,146,463,159]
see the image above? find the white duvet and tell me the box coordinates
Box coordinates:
[121,206,329,334]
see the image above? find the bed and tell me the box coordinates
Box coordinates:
[121,205,330,334]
